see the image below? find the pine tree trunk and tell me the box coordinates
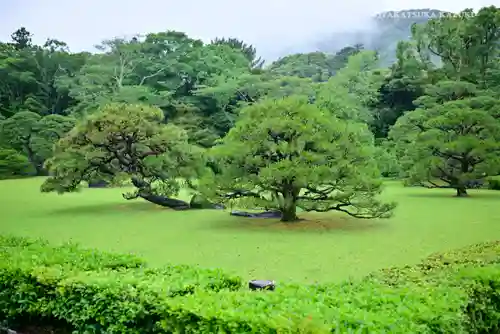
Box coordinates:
[456,187,468,197]
[281,205,298,222]
[280,188,298,222]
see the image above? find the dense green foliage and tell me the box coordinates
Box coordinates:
[1,6,499,218]
[2,5,500,331]
[201,96,395,221]
[0,148,33,178]
[1,235,499,333]
[0,236,243,332]
[40,103,204,207]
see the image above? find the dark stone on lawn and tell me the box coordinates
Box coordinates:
[465,179,484,189]
[230,210,282,218]
[88,180,109,188]
[249,279,275,291]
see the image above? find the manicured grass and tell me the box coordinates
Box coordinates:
[1,177,500,283]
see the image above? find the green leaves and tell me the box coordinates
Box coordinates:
[390,86,500,193]
[2,235,500,333]
[388,13,500,192]
[316,50,384,123]
[0,111,41,151]
[414,6,500,86]
[0,111,75,174]
[42,103,204,202]
[0,148,34,178]
[202,96,395,221]
[0,235,242,333]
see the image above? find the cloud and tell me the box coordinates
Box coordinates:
[0,0,494,59]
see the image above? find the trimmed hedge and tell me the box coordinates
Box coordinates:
[488,179,500,190]
[0,236,243,333]
[167,279,471,333]
[1,235,499,333]
[166,240,500,333]
[367,240,500,286]
[0,235,146,270]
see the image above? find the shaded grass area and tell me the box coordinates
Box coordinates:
[1,177,500,283]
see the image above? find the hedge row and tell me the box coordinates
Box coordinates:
[367,240,500,286]
[0,235,145,270]
[1,235,500,333]
[168,244,500,333]
[0,235,242,291]
[0,235,243,333]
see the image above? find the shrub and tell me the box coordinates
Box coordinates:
[0,148,35,179]
[0,235,146,270]
[374,140,402,178]
[367,240,500,286]
[364,241,500,333]
[164,241,500,333]
[458,265,500,333]
[165,279,469,333]
[487,176,500,190]
[1,235,499,333]
[0,235,243,332]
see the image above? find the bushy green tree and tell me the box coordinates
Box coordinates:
[0,148,34,178]
[200,96,396,222]
[390,96,500,196]
[374,139,401,178]
[0,111,75,174]
[41,103,204,209]
[316,50,385,124]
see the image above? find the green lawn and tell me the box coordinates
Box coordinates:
[1,177,500,283]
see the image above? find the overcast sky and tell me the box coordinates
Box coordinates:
[1,0,498,59]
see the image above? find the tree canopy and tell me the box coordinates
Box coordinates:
[199,96,395,221]
[41,103,203,208]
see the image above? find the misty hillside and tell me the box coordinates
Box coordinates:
[314,8,450,66]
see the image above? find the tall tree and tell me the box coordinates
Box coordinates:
[390,82,500,196]
[211,37,264,69]
[413,6,500,87]
[56,36,169,115]
[0,29,87,118]
[316,50,385,124]
[370,41,429,138]
[41,103,205,209]
[200,96,395,222]
[0,111,75,174]
[10,27,32,50]
[268,52,339,82]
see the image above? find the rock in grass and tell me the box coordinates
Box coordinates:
[88,180,108,188]
[231,210,281,218]
[249,279,276,291]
